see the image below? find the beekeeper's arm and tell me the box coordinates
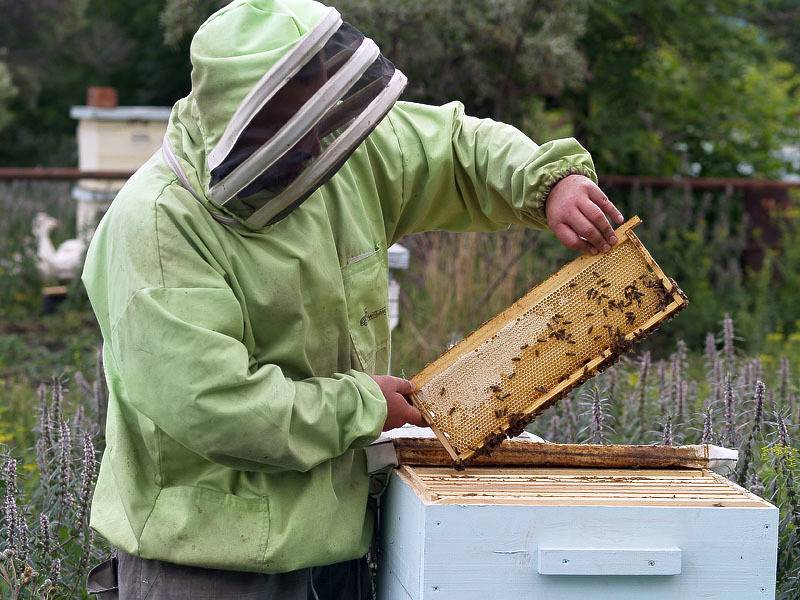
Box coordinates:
[381,100,623,250]
[109,283,392,473]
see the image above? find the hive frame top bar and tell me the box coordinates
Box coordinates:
[395,465,772,508]
[410,216,688,465]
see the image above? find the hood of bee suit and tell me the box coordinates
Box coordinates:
[162,0,406,230]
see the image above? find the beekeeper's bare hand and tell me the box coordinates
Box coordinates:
[546,174,624,255]
[370,375,426,431]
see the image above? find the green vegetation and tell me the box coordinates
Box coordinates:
[1,1,799,179]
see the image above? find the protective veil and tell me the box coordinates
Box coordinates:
[82,0,598,574]
[164,5,406,229]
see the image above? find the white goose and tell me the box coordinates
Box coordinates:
[32,212,87,281]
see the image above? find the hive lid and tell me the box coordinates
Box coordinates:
[410,216,688,465]
[397,466,772,508]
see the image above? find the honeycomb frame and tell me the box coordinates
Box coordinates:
[410,216,688,466]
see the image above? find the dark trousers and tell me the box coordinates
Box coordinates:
[87,550,373,600]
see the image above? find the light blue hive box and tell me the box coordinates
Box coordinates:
[378,440,777,600]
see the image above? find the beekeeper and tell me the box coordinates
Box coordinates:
[82,0,624,597]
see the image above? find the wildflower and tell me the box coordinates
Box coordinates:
[776,413,789,448]
[711,356,722,407]
[38,382,52,450]
[75,433,96,527]
[637,351,651,436]
[3,492,18,551]
[662,415,673,446]
[57,420,73,509]
[38,513,52,558]
[3,457,18,499]
[676,380,687,422]
[656,361,667,408]
[753,380,765,436]
[724,376,736,445]
[778,357,791,410]
[701,408,713,444]
[722,312,735,369]
[748,471,764,497]
[561,392,578,442]
[50,376,64,430]
[546,413,561,443]
[704,332,717,365]
[591,388,605,445]
[50,558,61,582]
[16,512,30,563]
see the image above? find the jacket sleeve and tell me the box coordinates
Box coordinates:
[381,100,598,243]
[108,284,388,474]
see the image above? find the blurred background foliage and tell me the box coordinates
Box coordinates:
[2,0,799,178]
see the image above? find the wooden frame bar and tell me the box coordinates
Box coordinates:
[410,216,688,465]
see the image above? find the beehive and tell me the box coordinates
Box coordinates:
[378,463,778,600]
[411,216,687,464]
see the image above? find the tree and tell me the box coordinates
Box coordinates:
[0,60,16,134]
[332,0,587,128]
[0,0,194,167]
[572,0,800,178]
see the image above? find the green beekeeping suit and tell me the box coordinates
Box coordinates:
[81,0,597,574]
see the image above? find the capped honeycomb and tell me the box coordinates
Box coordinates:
[410,216,687,465]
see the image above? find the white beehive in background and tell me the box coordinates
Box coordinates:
[388,243,410,331]
[70,87,170,241]
[379,458,778,599]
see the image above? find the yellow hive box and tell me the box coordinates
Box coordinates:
[411,216,687,465]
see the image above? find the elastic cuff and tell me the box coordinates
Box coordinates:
[533,165,598,223]
[348,370,388,447]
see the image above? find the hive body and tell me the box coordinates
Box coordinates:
[411,217,687,463]
[378,466,778,600]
